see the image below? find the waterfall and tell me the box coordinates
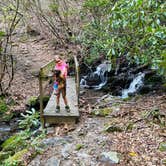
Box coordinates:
[121,72,145,98]
[80,62,111,90]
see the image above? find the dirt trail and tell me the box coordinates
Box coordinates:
[10,37,55,111]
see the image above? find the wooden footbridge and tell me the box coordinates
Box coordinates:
[39,56,80,128]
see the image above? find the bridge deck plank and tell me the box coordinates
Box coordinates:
[43,77,79,124]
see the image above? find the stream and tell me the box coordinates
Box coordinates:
[0,118,19,146]
[80,62,147,98]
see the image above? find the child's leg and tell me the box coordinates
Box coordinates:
[62,88,68,106]
[56,93,60,106]
[62,88,70,112]
[55,93,60,112]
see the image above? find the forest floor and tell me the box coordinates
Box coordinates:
[9,35,166,165]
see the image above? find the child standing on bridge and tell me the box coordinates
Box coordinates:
[54,55,70,112]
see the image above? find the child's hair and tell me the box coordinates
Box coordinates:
[54,55,62,60]
[54,70,61,77]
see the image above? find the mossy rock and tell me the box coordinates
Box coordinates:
[93,108,113,117]
[1,135,17,149]
[27,95,49,110]
[1,134,27,152]
[3,149,28,166]
[159,142,166,152]
[104,124,123,132]
[75,144,84,151]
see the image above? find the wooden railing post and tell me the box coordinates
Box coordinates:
[39,68,44,128]
[74,56,80,104]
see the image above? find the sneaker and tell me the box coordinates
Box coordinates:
[65,105,70,112]
[55,105,60,112]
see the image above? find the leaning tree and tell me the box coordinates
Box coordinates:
[0,0,23,95]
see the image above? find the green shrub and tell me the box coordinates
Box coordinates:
[0,99,8,115]
[80,0,165,74]
[18,108,40,130]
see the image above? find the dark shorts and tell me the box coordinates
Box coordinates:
[57,81,66,97]
[60,85,66,97]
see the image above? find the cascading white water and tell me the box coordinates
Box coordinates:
[121,72,145,98]
[80,62,111,90]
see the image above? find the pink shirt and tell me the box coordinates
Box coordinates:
[55,61,68,78]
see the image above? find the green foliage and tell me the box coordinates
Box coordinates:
[1,130,31,152]
[49,3,58,13]
[0,97,15,121]
[75,144,84,151]
[3,149,28,166]
[159,142,166,152]
[92,108,112,116]
[160,50,166,76]
[27,96,38,107]
[80,0,166,73]
[0,31,5,38]
[0,151,13,161]
[18,108,40,130]
[0,127,46,165]
[0,99,8,115]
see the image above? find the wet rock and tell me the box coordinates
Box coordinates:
[46,127,55,134]
[61,160,74,166]
[45,157,60,166]
[31,127,43,137]
[77,152,91,158]
[100,151,120,164]
[0,125,11,132]
[0,124,12,144]
[28,155,41,166]
[61,144,72,159]
[159,142,166,152]
[42,136,73,146]
[25,60,31,67]
[139,85,153,94]
[76,153,92,165]
[77,127,88,136]
[31,69,40,77]
[6,97,16,106]
[80,90,86,95]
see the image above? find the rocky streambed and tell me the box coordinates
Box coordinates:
[28,91,166,166]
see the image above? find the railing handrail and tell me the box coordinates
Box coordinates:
[40,59,55,71]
